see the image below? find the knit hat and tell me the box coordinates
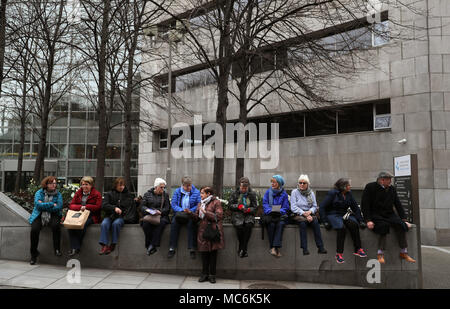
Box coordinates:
[298,174,310,185]
[154,178,167,188]
[272,175,285,188]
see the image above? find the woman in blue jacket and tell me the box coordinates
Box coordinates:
[262,175,290,258]
[319,178,367,264]
[29,176,63,265]
[167,176,201,259]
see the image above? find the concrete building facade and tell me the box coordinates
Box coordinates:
[138,0,450,245]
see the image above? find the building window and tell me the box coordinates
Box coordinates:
[159,130,168,149]
[337,103,373,134]
[305,110,337,137]
[374,100,391,130]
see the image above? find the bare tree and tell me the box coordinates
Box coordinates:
[0,0,7,95]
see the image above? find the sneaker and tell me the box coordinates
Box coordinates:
[109,244,116,252]
[30,256,37,265]
[303,249,310,256]
[168,249,176,258]
[242,251,248,258]
[99,245,111,255]
[54,249,62,257]
[336,253,345,264]
[147,245,157,255]
[353,248,367,258]
[270,248,277,256]
[190,250,196,259]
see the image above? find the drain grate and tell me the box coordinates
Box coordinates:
[247,283,289,289]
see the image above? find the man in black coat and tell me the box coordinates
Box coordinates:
[361,171,415,264]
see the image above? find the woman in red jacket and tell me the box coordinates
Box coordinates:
[67,176,102,256]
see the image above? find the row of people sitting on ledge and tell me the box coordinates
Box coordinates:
[29,172,416,283]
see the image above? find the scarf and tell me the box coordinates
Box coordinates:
[42,189,58,226]
[269,187,282,207]
[300,187,314,205]
[238,190,249,208]
[81,191,90,206]
[180,187,191,210]
[199,195,214,219]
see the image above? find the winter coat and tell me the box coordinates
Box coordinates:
[361,181,406,222]
[102,187,138,224]
[319,189,364,229]
[228,187,258,226]
[171,185,201,213]
[29,189,63,224]
[141,188,171,220]
[193,197,224,252]
[69,187,103,224]
[262,188,290,215]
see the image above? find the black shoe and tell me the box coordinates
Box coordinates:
[209,276,216,284]
[68,249,80,257]
[318,247,328,254]
[190,250,196,259]
[54,249,62,257]
[30,256,37,265]
[147,245,157,255]
[168,249,175,258]
[242,251,248,258]
[198,275,209,282]
[239,250,244,258]
[303,249,310,256]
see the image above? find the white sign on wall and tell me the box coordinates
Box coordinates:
[394,155,412,177]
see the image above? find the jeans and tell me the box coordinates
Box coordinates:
[68,215,94,250]
[297,217,324,250]
[169,217,197,250]
[141,217,169,248]
[30,213,61,257]
[267,219,286,248]
[99,217,124,245]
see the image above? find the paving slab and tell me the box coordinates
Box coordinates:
[145,273,186,285]
[92,282,140,289]
[181,276,240,289]
[137,280,182,289]
[3,274,57,289]
[101,271,149,285]
[25,265,69,279]
[45,276,105,289]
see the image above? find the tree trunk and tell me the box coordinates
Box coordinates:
[14,75,28,193]
[235,81,248,186]
[0,0,7,95]
[95,0,111,194]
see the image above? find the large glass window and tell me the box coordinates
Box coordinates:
[337,104,373,134]
[69,144,86,159]
[305,110,337,136]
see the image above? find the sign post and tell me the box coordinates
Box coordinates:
[393,154,422,288]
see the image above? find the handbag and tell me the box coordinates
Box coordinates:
[143,193,164,225]
[175,211,190,224]
[203,214,221,243]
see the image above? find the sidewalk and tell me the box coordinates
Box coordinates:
[0,259,362,289]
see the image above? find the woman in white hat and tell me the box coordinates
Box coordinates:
[140,178,171,255]
[290,175,327,255]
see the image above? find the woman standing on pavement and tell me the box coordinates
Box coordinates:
[29,176,63,265]
[193,186,224,284]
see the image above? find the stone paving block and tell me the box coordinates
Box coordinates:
[92,282,139,289]
[180,276,239,289]
[44,276,104,289]
[3,274,57,289]
[136,281,181,289]
[101,271,149,285]
[145,273,185,285]
[25,265,69,279]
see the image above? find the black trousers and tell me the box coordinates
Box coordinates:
[141,218,169,248]
[201,250,218,276]
[373,214,408,250]
[68,216,94,250]
[235,223,253,252]
[336,219,361,254]
[30,213,61,257]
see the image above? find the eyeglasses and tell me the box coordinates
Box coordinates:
[298,182,307,185]
[48,182,57,185]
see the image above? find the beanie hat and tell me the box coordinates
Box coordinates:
[272,175,285,188]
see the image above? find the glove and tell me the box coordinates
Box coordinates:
[324,222,332,230]
[359,222,367,229]
[238,204,244,211]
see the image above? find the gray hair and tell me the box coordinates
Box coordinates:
[181,176,192,185]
